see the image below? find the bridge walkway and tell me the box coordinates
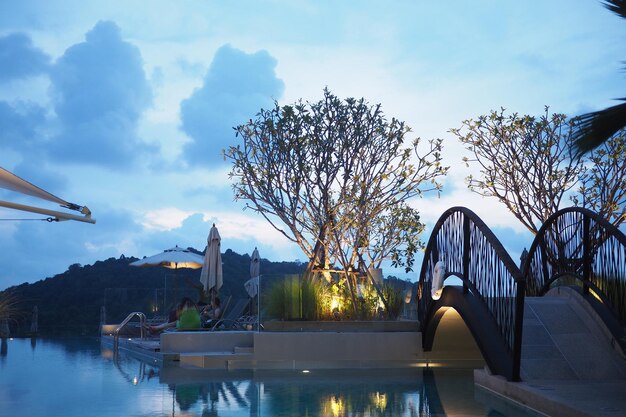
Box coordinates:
[521,293,626,381]
[477,290,626,417]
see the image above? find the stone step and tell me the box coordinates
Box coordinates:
[234,346,254,354]
[179,351,254,369]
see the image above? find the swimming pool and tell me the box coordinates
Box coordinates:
[0,337,541,416]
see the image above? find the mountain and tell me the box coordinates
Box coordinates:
[2,248,306,336]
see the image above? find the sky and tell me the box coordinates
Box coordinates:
[1,0,625,290]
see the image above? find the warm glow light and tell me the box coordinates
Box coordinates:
[411,361,444,368]
[330,296,340,311]
[590,288,603,303]
[370,392,387,411]
[328,396,344,417]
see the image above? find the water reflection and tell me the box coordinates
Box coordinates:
[0,338,7,359]
[144,366,533,417]
[168,380,256,416]
[100,342,541,417]
[104,345,160,386]
[1,338,540,417]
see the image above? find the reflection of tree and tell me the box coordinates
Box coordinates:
[158,369,495,416]
[244,381,259,417]
[166,380,261,417]
[263,370,422,416]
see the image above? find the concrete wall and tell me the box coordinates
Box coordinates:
[161,331,253,353]
[425,308,484,363]
[253,331,421,363]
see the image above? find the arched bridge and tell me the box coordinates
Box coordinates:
[523,207,626,352]
[417,206,626,382]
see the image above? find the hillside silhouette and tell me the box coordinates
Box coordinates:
[3,248,305,336]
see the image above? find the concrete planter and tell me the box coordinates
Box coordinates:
[261,320,419,332]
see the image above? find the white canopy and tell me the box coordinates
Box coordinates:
[129,246,203,269]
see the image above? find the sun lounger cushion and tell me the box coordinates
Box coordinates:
[176,308,201,330]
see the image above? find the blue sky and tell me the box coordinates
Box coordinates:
[1,0,625,290]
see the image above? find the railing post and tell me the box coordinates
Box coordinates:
[582,214,590,296]
[539,233,550,295]
[463,214,470,294]
[512,278,525,382]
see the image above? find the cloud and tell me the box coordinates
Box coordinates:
[46,21,155,167]
[180,44,284,166]
[141,207,195,231]
[0,161,68,202]
[0,100,47,153]
[133,208,301,263]
[0,205,141,287]
[0,33,50,82]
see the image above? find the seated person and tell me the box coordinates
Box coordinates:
[148,297,201,332]
[167,302,181,323]
[201,297,222,328]
[186,277,210,308]
[176,297,201,330]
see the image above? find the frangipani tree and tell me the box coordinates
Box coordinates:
[451,107,626,232]
[226,89,448,311]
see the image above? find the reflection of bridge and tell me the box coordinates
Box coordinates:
[418,207,626,382]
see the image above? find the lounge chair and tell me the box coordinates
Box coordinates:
[204,298,250,331]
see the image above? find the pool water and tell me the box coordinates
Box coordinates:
[0,337,540,416]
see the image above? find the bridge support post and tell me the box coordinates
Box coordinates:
[582,215,590,296]
[463,215,470,294]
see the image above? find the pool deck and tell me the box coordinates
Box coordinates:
[103,298,626,417]
[476,370,626,417]
[102,319,485,371]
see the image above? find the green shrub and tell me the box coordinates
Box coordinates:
[381,283,404,320]
[263,274,405,321]
[301,278,332,320]
[265,275,331,320]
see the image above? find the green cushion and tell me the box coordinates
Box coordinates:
[176,308,201,330]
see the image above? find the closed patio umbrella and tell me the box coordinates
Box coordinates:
[244,247,260,298]
[200,224,223,298]
[244,247,260,318]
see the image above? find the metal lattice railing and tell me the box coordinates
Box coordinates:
[417,206,525,380]
[523,207,626,333]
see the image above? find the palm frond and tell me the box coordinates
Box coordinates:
[572,99,626,156]
[604,0,626,20]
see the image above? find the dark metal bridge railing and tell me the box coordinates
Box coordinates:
[417,206,525,381]
[523,207,626,351]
